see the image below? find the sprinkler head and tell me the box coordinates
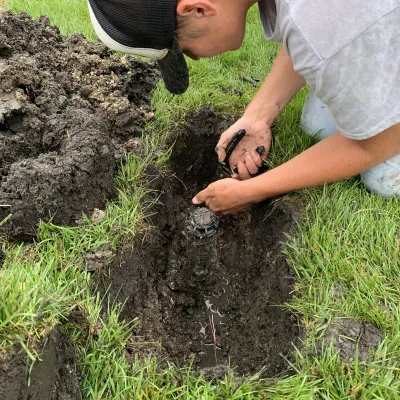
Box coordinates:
[188,207,219,239]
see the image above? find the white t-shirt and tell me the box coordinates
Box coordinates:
[258,0,400,140]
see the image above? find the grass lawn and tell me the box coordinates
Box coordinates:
[2,0,400,398]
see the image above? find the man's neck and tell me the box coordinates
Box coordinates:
[245,0,260,8]
[233,0,259,12]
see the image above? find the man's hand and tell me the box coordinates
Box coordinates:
[192,178,255,215]
[216,116,271,180]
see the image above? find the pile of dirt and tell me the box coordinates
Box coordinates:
[0,11,158,239]
[100,108,302,378]
[0,329,79,400]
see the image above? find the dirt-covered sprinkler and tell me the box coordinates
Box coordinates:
[188,207,219,239]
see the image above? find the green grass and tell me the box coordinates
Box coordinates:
[0,153,153,353]
[2,1,400,399]
[7,0,96,39]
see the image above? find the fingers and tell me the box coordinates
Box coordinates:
[237,161,252,180]
[216,130,236,162]
[235,152,262,180]
[249,150,263,168]
[228,141,266,173]
[197,194,217,212]
[220,204,251,216]
[244,152,259,174]
[192,188,210,205]
[215,145,226,163]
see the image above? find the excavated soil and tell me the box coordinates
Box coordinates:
[101,108,302,378]
[0,329,79,400]
[0,11,158,239]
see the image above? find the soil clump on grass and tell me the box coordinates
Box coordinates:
[101,108,302,378]
[0,11,158,239]
[320,317,382,363]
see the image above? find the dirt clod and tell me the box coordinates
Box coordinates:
[321,317,382,363]
[0,11,158,239]
[84,242,113,272]
[90,208,106,224]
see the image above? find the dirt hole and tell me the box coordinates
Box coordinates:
[103,108,301,378]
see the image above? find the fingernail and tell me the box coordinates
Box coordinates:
[192,197,200,205]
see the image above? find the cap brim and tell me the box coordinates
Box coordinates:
[157,39,189,95]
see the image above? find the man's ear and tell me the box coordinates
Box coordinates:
[177,0,217,18]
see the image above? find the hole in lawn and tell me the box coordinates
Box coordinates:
[104,108,301,378]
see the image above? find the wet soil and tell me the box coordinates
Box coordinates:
[0,11,158,239]
[101,108,302,378]
[0,329,79,400]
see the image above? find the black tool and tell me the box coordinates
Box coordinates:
[225,129,246,159]
[255,146,265,156]
[217,129,246,178]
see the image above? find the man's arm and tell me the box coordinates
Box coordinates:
[243,122,400,201]
[244,45,306,125]
[193,123,400,213]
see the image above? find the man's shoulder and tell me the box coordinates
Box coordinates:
[285,0,400,60]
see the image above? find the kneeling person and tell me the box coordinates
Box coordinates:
[88,0,400,214]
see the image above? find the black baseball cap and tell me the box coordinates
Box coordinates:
[88,0,189,95]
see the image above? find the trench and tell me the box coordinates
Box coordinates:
[104,109,301,378]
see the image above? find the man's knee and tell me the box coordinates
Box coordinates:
[301,90,337,140]
[361,154,400,198]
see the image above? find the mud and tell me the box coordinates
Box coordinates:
[0,329,79,400]
[320,317,382,363]
[100,108,301,378]
[0,11,158,239]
